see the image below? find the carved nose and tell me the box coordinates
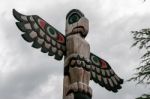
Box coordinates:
[77,17,89,37]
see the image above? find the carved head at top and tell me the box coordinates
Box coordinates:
[65,9,89,38]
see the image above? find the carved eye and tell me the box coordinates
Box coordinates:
[68,13,81,24]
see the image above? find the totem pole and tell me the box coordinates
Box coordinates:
[13,9,123,99]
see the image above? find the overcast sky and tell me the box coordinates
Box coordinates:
[0,0,150,99]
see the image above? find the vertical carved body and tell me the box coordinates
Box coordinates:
[67,33,90,84]
[64,34,91,99]
[63,9,91,99]
[66,34,90,60]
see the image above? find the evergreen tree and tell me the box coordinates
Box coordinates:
[130,29,150,84]
[129,29,150,99]
[136,94,150,99]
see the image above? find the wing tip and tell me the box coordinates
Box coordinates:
[106,77,124,93]
[13,9,25,22]
[112,79,123,93]
[13,9,20,21]
[12,9,17,16]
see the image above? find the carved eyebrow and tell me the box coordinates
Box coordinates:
[66,9,84,19]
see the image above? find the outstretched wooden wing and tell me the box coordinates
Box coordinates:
[90,53,123,92]
[13,9,66,60]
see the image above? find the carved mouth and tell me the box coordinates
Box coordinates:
[72,26,85,33]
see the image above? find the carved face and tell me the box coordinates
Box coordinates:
[65,9,89,38]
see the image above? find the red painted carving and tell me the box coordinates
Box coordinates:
[39,19,46,29]
[101,60,107,69]
[57,33,65,43]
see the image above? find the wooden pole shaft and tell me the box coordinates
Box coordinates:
[63,9,91,99]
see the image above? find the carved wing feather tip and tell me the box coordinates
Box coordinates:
[12,9,16,16]
[13,9,25,22]
[12,9,18,18]
[21,34,33,42]
[41,48,49,53]
[54,55,63,61]
[16,22,27,32]
[32,40,42,48]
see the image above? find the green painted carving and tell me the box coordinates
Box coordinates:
[68,13,81,24]
[47,26,57,38]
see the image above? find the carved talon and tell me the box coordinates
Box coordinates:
[66,82,92,97]
[65,93,74,99]
[78,82,83,92]
[71,82,78,92]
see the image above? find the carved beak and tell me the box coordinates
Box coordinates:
[66,17,89,38]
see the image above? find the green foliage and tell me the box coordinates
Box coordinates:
[136,94,150,99]
[129,29,150,85]
[129,29,150,99]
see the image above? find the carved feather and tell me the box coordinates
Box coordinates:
[90,53,123,92]
[13,9,66,60]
